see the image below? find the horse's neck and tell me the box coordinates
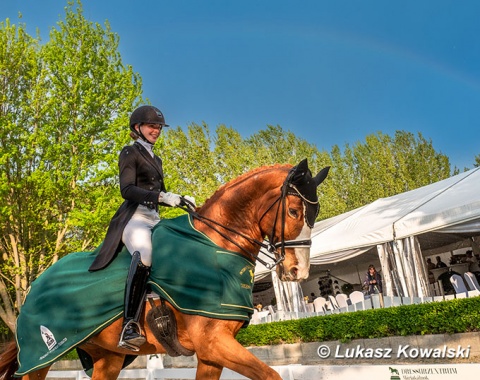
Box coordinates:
[194,170,285,254]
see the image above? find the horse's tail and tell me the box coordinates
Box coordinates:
[0,341,18,380]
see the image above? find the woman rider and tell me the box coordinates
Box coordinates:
[89,105,195,351]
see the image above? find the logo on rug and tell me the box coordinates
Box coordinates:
[40,325,57,350]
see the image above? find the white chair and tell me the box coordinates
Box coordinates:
[464,272,480,291]
[335,293,349,309]
[313,296,327,313]
[305,303,315,313]
[250,309,261,325]
[328,295,339,310]
[464,272,480,297]
[450,274,468,295]
[325,300,333,311]
[267,305,276,321]
[349,291,365,311]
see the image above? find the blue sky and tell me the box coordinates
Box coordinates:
[1,0,479,171]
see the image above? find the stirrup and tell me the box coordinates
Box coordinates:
[118,320,145,352]
[118,340,141,352]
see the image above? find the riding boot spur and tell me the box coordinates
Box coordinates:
[118,251,151,351]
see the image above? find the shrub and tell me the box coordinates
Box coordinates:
[236,297,480,346]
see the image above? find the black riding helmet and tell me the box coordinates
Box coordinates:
[129,105,169,143]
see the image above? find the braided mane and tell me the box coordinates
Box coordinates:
[204,163,292,205]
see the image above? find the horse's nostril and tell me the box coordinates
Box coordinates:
[290,267,298,279]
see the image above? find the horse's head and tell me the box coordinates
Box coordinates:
[258,159,330,282]
[194,158,329,282]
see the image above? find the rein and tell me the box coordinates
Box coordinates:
[178,171,314,270]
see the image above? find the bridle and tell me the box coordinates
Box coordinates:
[179,168,318,270]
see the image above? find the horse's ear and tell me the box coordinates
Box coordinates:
[313,166,330,187]
[288,159,309,184]
[295,158,309,173]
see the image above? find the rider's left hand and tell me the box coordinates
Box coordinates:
[182,195,196,211]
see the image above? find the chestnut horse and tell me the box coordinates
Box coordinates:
[0,159,329,380]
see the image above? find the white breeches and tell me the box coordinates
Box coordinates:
[122,205,160,267]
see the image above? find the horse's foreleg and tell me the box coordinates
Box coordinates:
[24,367,50,380]
[186,317,281,380]
[195,359,223,380]
[90,355,124,380]
[195,336,280,380]
[79,345,125,380]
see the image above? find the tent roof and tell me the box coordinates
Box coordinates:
[255,167,480,279]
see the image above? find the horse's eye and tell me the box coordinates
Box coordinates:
[288,208,299,218]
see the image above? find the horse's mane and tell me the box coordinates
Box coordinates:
[204,163,292,205]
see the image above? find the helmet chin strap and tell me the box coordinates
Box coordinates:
[141,136,155,145]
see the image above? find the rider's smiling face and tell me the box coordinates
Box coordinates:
[137,123,162,144]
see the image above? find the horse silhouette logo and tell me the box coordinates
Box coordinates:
[389,366,401,380]
[389,367,399,375]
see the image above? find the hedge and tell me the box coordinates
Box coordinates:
[235,297,480,346]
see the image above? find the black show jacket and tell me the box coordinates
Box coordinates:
[89,142,167,271]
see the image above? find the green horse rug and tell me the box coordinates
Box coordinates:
[15,214,255,376]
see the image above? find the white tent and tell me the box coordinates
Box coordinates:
[309,166,480,265]
[255,167,480,298]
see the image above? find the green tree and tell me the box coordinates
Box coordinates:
[0,19,42,332]
[0,1,142,332]
[475,154,480,168]
[246,125,321,167]
[391,131,451,190]
[328,131,451,212]
[213,124,257,184]
[157,122,218,217]
[37,0,142,252]
[327,145,351,215]
[349,132,401,205]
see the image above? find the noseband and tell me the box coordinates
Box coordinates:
[181,168,318,270]
[259,168,317,269]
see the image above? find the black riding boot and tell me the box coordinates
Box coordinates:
[118,251,150,351]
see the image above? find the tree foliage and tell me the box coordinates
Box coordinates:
[0,1,142,332]
[329,131,451,214]
[0,18,42,332]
